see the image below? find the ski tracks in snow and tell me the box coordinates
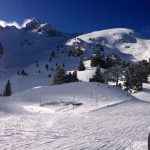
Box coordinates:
[0,101,150,149]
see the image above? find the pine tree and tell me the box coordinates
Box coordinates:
[89,66,105,83]
[67,50,72,57]
[48,73,51,78]
[21,69,27,76]
[48,57,52,62]
[148,133,150,150]
[64,72,73,83]
[99,58,107,69]
[53,67,66,85]
[17,70,20,75]
[91,52,107,68]
[91,54,101,67]
[36,63,39,67]
[45,64,49,71]
[3,80,12,96]
[138,60,149,83]
[71,48,83,57]
[106,56,114,68]
[121,60,127,68]
[124,72,131,92]
[108,66,122,86]
[50,51,56,58]
[72,70,79,82]
[78,60,85,71]
[21,69,25,75]
[124,65,143,92]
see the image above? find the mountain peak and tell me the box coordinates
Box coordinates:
[23,17,62,36]
[24,17,41,31]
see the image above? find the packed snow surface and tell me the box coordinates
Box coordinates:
[0,82,150,150]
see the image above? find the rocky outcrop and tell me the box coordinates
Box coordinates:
[37,23,62,37]
[24,18,62,37]
[24,18,41,31]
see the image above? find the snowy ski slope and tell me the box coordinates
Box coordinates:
[0,82,150,150]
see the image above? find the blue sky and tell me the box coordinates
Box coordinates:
[0,0,149,33]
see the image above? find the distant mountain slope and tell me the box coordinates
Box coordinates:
[0,20,149,69]
[66,28,150,62]
[0,18,77,68]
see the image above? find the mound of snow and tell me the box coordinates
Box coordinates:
[1,82,135,114]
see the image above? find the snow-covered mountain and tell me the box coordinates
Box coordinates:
[0,19,149,93]
[67,28,150,62]
[24,18,62,36]
[0,19,149,69]
[0,18,78,69]
[0,19,149,70]
[0,18,150,150]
